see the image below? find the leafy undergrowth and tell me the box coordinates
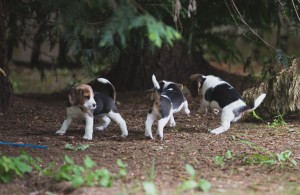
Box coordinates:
[0,92,300,195]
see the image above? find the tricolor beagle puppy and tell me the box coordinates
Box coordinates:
[145,75,190,140]
[56,78,128,140]
[187,74,266,134]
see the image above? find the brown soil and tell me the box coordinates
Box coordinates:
[0,91,300,195]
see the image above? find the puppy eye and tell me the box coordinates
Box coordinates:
[84,95,90,99]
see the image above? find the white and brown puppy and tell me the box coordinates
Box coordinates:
[56,78,128,140]
[187,74,266,135]
[145,75,190,140]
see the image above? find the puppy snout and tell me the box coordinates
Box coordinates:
[92,103,96,109]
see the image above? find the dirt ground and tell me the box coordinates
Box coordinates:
[0,91,300,195]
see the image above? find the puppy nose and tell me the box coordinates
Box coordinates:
[93,104,96,108]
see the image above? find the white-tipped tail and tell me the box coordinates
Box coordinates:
[253,93,266,110]
[97,78,110,84]
[97,77,116,101]
[152,74,160,89]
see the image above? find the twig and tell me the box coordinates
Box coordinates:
[291,0,300,22]
[277,0,292,25]
[229,0,276,50]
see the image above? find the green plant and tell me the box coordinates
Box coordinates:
[213,156,225,168]
[178,164,211,193]
[242,153,277,165]
[252,110,264,122]
[116,159,128,178]
[0,152,41,183]
[277,150,297,166]
[143,181,157,195]
[64,143,89,151]
[239,140,297,167]
[45,155,112,188]
[213,150,233,169]
[143,158,157,195]
[268,113,287,128]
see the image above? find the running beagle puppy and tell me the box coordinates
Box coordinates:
[56,78,128,140]
[145,75,190,140]
[187,74,266,134]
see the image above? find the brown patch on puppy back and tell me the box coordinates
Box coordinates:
[150,89,162,118]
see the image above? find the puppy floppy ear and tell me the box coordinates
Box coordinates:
[187,74,204,98]
[176,83,184,91]
[68,87,80,106]
[146,88,155,101]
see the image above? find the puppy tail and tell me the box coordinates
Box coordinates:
[151,74,161,108]
[252,93,267,111]
[97,78,116,102]
[152,74,160,90]
[238,93,267,114]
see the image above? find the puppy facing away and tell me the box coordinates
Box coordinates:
[145,75,190,140]
[56,78,128,140]
[187,74,266,135]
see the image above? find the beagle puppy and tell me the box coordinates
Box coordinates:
[56,78,128,140]
[145,75,190,140]
[187,74,266,134]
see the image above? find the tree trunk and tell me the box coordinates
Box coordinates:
[103,42,256,92]
[0,0,13,113]
[57,35,68,68]
[243,58,300,117]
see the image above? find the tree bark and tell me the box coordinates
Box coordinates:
[0,0,13,113]
[243,58,300,117]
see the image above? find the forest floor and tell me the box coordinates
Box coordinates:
[0,90,300,195]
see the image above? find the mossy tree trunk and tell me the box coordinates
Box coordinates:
[243,58,300,117]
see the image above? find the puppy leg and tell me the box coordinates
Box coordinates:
[157,116,170,140]
[145,112,156,139]
[83,114,94,140]
[183,100,190,115]
[169,113,176,127]
[210,109,234,135]
[95,115,111,131]
[108,111,128,138]
[56,117,73,135]
[199,100,209,115]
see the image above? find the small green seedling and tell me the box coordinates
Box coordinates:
[214,156,225,168]
[0,152,41,183]
[277,150,297,166]
[178,164,211,193]
[268,113,287,128]
[116,159,128,178]
[240,140,297,167]
[64,143,89,151]
[45,155,112,188]
[213,150,232,168]
[143,181,157,195]
[143,159,157,195]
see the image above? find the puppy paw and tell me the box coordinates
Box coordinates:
[185,109,191,115]
[83,135,92,140]
[55,130,65,136]
[169,121,176,127]
[210,127,225,135]
[95,126,106,131]
[145,133,153,139]
[121,133,128,138]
